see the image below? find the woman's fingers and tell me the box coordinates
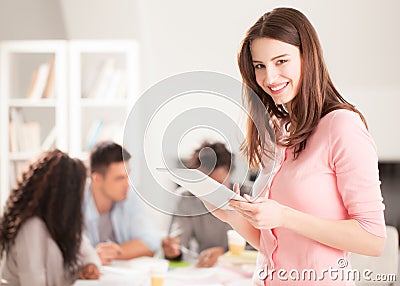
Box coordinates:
[229,198,269,224]
[243,194,253,202]
[233,183,240,194]
[78,263,100,280]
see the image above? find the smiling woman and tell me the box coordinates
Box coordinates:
[207,7,387,286]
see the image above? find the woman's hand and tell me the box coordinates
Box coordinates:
[77,263,100,280]
[203,184,263,250]
[196,247,225,268]
[229,194,286,230]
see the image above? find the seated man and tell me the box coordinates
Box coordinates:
[162,142,247,267]
[83,141,161,265]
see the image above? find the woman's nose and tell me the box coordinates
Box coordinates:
[264,65,278,86]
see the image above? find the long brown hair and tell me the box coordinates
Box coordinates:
[238,7,366,166]
[0,149,87,275]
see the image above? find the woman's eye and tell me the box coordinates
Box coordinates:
[254,64,265,69]
[277,59,288,65]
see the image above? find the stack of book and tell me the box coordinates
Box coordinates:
[8,108,56,153]
[83,58,127,101]
[26,57,55,99]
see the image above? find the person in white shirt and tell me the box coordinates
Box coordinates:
[83,141,161,265]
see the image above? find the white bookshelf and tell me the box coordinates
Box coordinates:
[9,98,58,107]
[68,40,139,160]
[0,41,68,210]
[0,39,139,211]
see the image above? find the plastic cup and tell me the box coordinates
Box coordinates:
[150,259,169,286]
[227,230,246,255]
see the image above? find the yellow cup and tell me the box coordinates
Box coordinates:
[151,276,165,286]
[150,259,169,286]
[227,230,246,256]
[228,243,246,255]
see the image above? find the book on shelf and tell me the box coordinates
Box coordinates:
[26,56,55,99]
[102,70,127,101]
[85,120,104,151]
[85,120,123,151]
[9,162,16,189]
[84,59,126,100]
[22,122,41,153]
[9,108,41,153]
[27,63,50,99]
[9,161,31,188]
[9,108,24,152]
[42,56,55,99]
[41,126,57,151]
[26,69,39,99]
[9,121,19,153]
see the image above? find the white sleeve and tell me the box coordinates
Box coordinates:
[79,234,101,267]
[15,218,48,286]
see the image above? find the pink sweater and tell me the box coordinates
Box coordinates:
[253,110,386,286]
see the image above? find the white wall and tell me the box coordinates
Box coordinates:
[59,0,139,39]
[0,0,66,39]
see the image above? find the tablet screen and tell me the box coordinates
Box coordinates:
[157,168,246,210]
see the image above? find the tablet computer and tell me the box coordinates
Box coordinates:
[157,168,246,210]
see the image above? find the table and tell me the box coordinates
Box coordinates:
[73,256,254,286]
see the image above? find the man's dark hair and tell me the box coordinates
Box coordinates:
[187,141,234,174]
[90,141,131,175]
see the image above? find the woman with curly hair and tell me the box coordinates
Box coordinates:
[0,149,100,285]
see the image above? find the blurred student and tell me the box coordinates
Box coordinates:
[83,141,161,265]
[0,149,100,286]
[162,142,242,267]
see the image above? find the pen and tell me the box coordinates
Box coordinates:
[179,245,199,259]
[168,228,184,238]
[168,215,184,237]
